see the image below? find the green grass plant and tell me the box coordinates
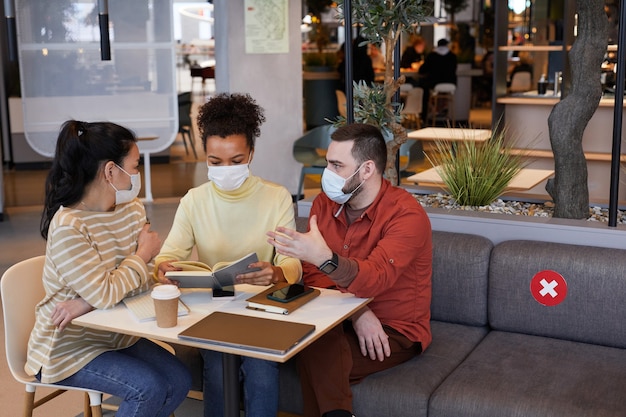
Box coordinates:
[425,127,527,207]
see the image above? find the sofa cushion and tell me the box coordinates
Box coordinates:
[279,321,489,416]
[489,240,626,348]
[431,231,492,326]
[429,331,626,417]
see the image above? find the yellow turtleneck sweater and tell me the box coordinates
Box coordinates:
[155,175,302,283]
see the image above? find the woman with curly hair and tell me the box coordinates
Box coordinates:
[154,93,302,417]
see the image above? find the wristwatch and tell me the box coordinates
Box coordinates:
[318,252,339,274]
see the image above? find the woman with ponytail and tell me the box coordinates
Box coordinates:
[27,120,191,417]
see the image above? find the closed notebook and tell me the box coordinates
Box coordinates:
[178,311,315,355]
[245,283,321,315]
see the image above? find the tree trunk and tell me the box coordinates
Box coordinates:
[546,0,607,218]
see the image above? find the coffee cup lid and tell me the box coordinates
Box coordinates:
[151,284,181,300]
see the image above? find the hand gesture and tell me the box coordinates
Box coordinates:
[136,223,161,264]
[266,215,332,267]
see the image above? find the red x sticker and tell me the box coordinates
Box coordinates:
[530,270,567,306]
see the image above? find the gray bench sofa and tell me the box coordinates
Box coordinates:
[278,231,626,416]
[174,230,626,416]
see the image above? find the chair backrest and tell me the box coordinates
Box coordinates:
[293,124,335,167]
[2,256,46,381]
[178,92,192,127]
[399,83,414,93]
[509,71,532,92]
[335,90,347,118]
[398,140,413,171]
[433,83,456,94]
[402,87,423,116]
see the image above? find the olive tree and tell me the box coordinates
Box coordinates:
[546,0,607,218]
[338,0,431,184]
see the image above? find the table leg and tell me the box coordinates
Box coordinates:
[223,353,241,417]
[142,152,153,202]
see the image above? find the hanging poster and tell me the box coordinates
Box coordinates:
[244,0,289,54]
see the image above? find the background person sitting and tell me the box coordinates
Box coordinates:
[400,35,426,69]
[400,35,426,87]
[418,38,457,121]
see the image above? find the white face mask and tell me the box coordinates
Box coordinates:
[110,164,141,205]
[321,164,365,204]
[207,163,250,191]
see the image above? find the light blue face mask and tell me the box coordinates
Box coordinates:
[321,164,365,204]
[110,164,141,205]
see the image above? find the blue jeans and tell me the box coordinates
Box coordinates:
[52,339,191,417]
[200,349,279,417]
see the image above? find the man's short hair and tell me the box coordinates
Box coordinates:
[331,123,387,174]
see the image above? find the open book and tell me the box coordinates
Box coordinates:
[165,252,261,289]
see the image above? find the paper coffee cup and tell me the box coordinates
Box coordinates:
[151,285,181,328]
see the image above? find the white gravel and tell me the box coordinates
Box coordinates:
[413,193,626,224]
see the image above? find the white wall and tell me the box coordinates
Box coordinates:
[214,1,303,194]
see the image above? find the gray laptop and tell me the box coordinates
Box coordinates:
[178,311,316,355]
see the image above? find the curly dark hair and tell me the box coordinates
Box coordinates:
[197,93,266,150]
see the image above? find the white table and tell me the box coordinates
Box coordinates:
[74,284,370,417]
[406,166,555,192]
[407,127,492,143]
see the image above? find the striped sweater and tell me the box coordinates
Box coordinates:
[25,199,152,383]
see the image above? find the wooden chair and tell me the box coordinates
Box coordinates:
[509,71,532,93]
[429,83,456,127]
[2,256,178,417]
[1,256,105,417]
[335,90,347,118]
[190,65,215,95]
[401,87,423,129]
[177,92,198,159]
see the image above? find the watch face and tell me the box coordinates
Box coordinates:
[320,260,338,274]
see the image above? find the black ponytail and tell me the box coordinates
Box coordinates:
[40,120,137,239]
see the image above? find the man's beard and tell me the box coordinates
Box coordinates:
[343,174,364,200]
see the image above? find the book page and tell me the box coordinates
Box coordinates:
[170,260,213,272]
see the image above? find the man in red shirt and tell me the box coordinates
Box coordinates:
[268,123,432,417]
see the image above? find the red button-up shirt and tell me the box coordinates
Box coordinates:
[303,179,432,349]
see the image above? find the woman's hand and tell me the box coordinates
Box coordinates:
[51,298,93,331]
[136,223,162,264]
[155,260,180,285]
[235,261,284,286]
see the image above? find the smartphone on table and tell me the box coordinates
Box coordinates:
[267,284,314,303]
